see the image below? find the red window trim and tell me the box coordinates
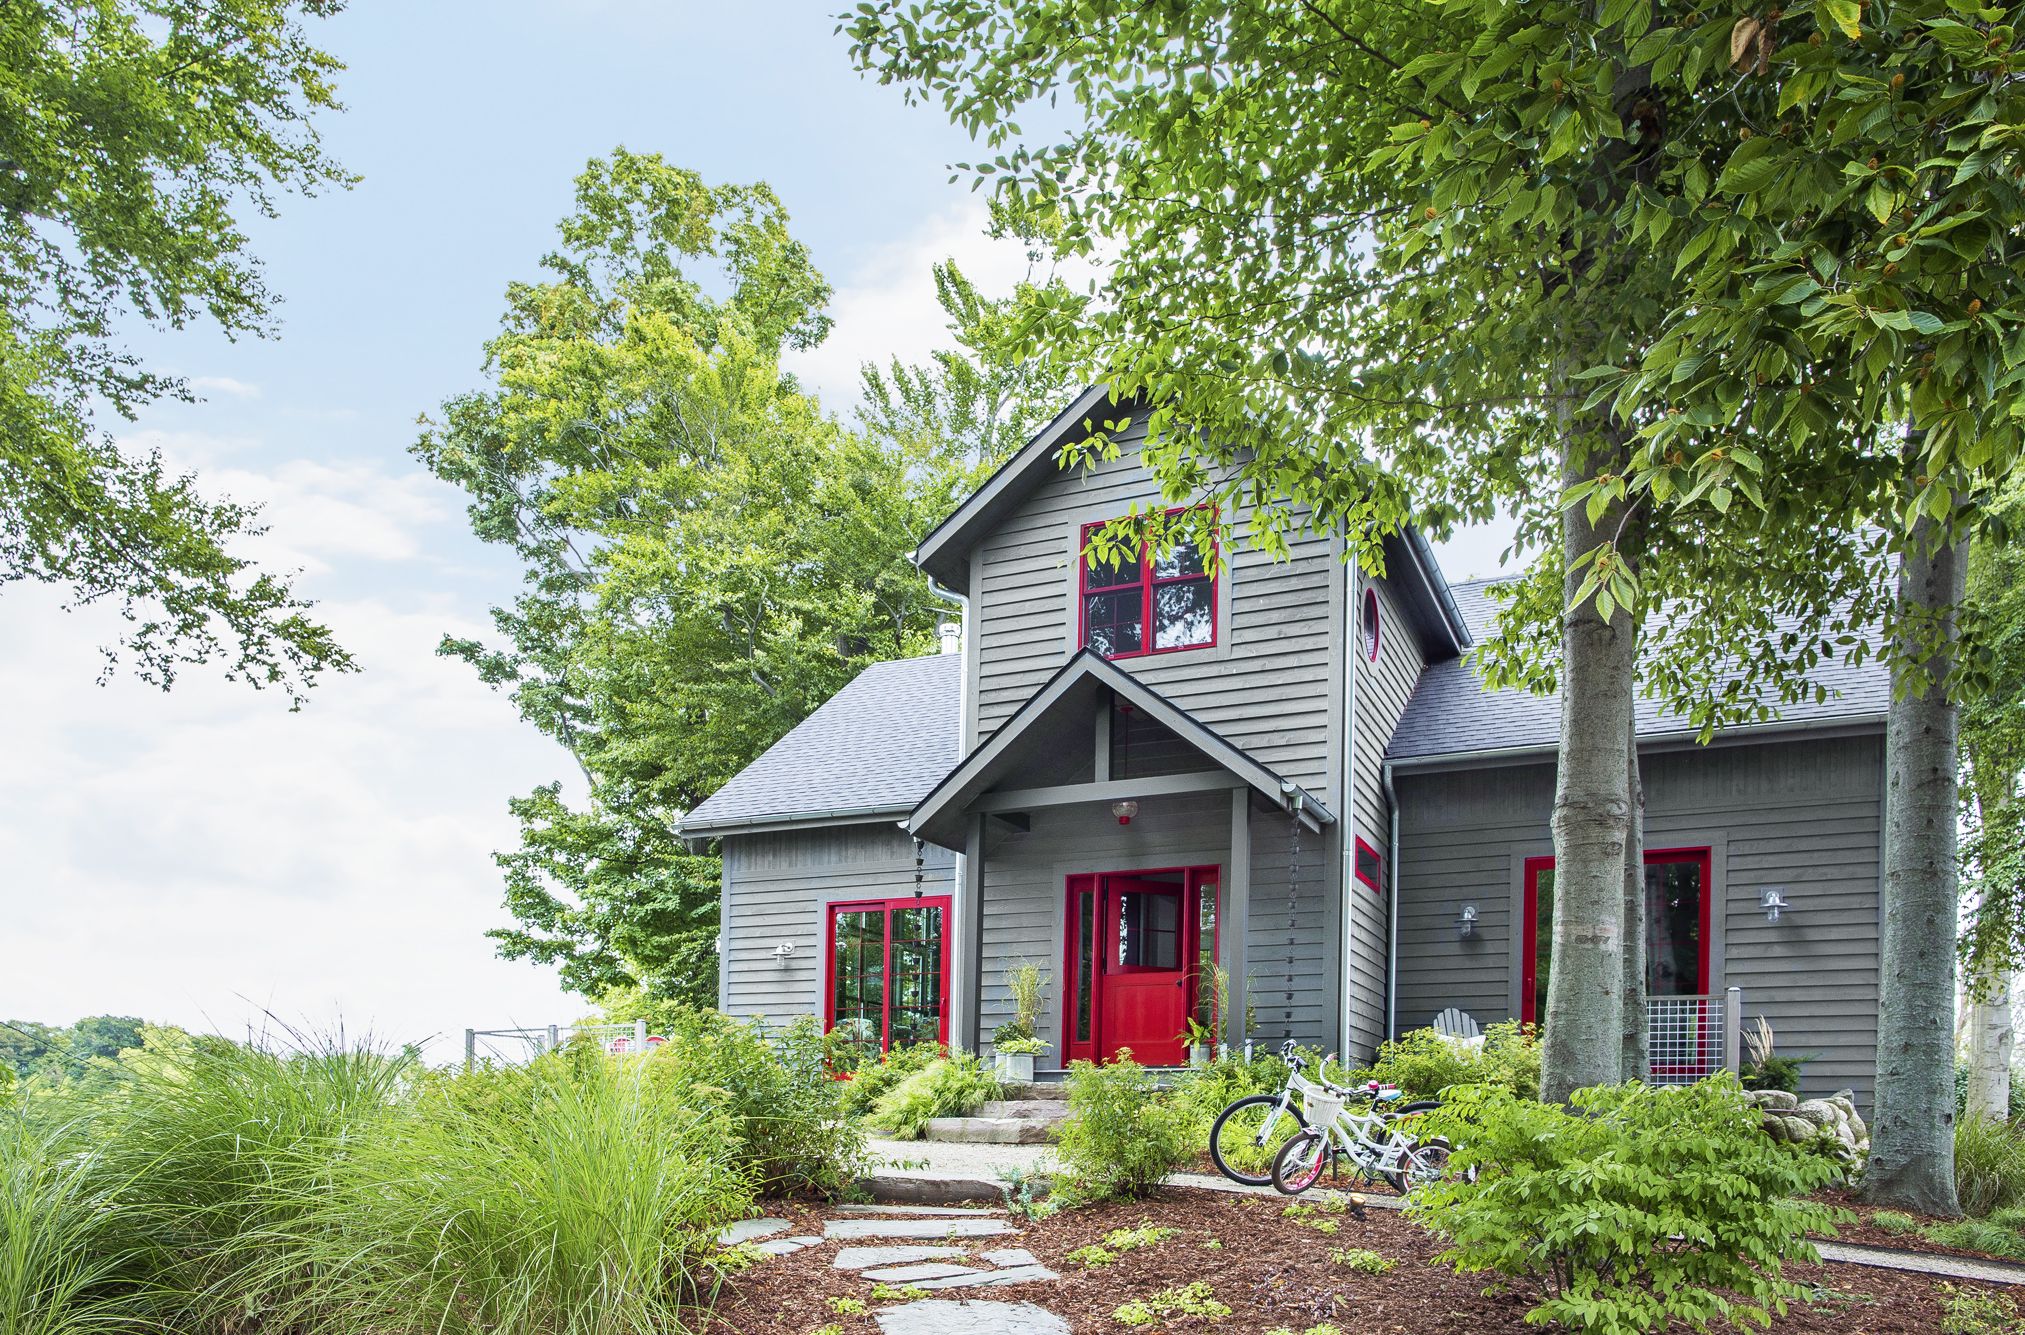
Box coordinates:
[823,895,953,1054]
[1353,836,1383,896]
[1077,505,1219,660]
[1361,587,1381,663]
[1519,847,1713,1026]
[1061,865,1220,1065]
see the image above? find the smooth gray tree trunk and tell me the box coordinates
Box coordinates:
[1863,515,1966,1216]
[1622,711,1648,1082]
[1965,964,2015,1122]
[1541,432,1636,1103]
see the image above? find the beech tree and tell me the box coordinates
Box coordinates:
[1,0,354,700]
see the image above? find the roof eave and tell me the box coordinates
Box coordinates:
[679,805,915,846]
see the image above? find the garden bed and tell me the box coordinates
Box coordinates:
[1814,1187,2025,1266]
[700,1189,2010,1333]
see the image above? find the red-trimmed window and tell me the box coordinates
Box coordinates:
[1360,587,1381,662]
[1520,848,1712,1025]
[1353,837,1383,896]
[1079,509,1217,659]
[825,895,951,1060]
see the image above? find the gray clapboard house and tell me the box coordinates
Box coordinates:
[683,385,1889,1103]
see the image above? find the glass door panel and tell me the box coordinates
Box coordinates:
[827,898,949,1056]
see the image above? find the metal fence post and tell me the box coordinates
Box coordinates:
[1723,986,1743,1075]
[463,1028,476,1074]
[546,1024,560,1053]
[634,1019,648,1055]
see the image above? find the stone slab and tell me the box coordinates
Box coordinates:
[753,1236,820,1257]
[824,1218,1011,1240]
[875,1299,1071,1335]
[981,1249,1038,1268]
[912,1264,1058,1290]
[923,1116,1055,1145]
[718,1217,792,1245]
[861,1262,984,1283]
[834,1245,972,1270]
[834,1204,1001,1217]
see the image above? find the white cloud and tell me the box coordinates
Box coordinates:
[189,375,261,399]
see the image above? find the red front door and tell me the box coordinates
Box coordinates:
[1099,877,1189,1066]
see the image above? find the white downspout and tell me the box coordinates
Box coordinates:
[1338,568,1360,1057]
[1383,757,1401,1041]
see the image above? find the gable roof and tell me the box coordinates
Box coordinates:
[912,384,1472,658]
[1386,579,1893,766]
[680,653,961,837]
[907,649,1334,850]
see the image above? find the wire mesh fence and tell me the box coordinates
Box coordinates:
[1645,987,1742,1085]
[462,1021,653,1071]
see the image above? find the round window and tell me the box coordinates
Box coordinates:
[1361,587,1381,662]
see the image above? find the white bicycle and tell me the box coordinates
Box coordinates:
[1269,1069,1459,1196]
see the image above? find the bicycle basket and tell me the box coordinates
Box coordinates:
[1305,1090,1346,1127]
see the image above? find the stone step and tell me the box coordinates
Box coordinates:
[974,1099,1069,1121]
[923,1115,1058,1145]
[997,1081,1068,1102]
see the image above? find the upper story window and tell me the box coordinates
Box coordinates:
[1360,587,1381,662]
[1079,510,1217,658]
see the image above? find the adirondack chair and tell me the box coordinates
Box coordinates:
[1432,1007,1482,1041]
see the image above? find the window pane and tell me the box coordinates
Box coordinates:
[1084,589,1145,656]
[889,905,945,1048]
[1194,881,1219,1031]
[832,909,885,1057]
[1532,869,1555,1024]
[1075,891,1095,1042]
[1645,859,1704,996]
[1083,542,1140,590]
[1117,891,1181,969]
[1152,579,1213,649]
[1152,539,1206,581]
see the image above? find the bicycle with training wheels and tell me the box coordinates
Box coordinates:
[1205,1040,1439,1187]
[1269,1070,1460,1196]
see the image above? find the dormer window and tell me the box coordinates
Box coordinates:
[1079,510,1217,658]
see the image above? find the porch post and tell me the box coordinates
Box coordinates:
[1225,787,1251,1053]
[953,813,986,1053]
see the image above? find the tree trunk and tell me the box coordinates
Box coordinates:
[1965,963,2014,1122]
[1541,429,1637,1103]
[1622,710,1648,1082]
[1863,514,1966,1216]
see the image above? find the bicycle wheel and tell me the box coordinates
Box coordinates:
[1271,1128,1333,1196]
[1207,1093,1310,1187]
[1382,1135,1458,1194]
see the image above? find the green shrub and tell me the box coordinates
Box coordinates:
[1348,1020,1539,1102]
[866,1052,1001,1139]
[1870,1209,1921,1235]
[0,1115,152,1335]
[1166,1045,1307,1145]
[645,1010,867,1194]
[1409,1077,1842,1335]
[1054,1055,1191,1201]
[1330,1246,1395,1273]
[1940,1283,2025,1335]
[1956,1113,2025,1218]
[837,1040,945,1118]
[319,1045,753,1335]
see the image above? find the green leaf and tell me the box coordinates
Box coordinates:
[1818,0,1861,40]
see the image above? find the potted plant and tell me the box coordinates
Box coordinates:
[1181,1016,1216,1067]
[1180,963,1231,1066]
[994,962,1052,1082]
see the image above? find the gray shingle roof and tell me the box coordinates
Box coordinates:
[1387,579,1893,762]
[681,653,961,834]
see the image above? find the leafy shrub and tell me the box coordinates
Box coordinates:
[321,1045,753,1335]
[1739,1017,1808,1094]
[1330,1246,1395,1273]
[1409,1077,1842,1335]
[1054,1055,1191,1201]
[1346,1020,1539,1102]
[837,1040,945,1118]
[645,1009,867,1193]
[1940,1283,2025,1335]
[1166,1045,1307,1145]
[1956,1113,2025,1218]
[1113,1281,1231,1325]
[866,1052,1001,1139]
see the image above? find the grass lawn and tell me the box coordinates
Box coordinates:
[702,1189,2011,1334]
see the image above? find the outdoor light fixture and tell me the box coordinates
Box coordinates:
[1760,887,1790,924]
[773,941,797,964]
[1458,904,1478,938]
[1111,800,1139,826]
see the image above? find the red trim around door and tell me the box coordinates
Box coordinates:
[822,895,953,1055]
[1061,865,1219,1065]
[1520,847,1713,1025]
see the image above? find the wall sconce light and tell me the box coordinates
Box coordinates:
[773,941,797,964]
[1457,903,1478,938]
[1760,887,1790,924]
[1111,800,1139,826]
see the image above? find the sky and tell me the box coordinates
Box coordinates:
[1,2,1515,1061]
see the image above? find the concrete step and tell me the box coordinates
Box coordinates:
[922,1115,1059,1145]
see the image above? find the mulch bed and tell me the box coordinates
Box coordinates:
[1810,1187,2025,1266]
[696,1189,2011,1333]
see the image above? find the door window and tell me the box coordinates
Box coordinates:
[827,896,950,1059]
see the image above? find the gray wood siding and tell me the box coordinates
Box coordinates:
[979,791,1231,1048]
[1343,574,1428,1057]
[1392,733,1883,1106]
[719,824,957,1024]
[1245,804,1339,1052]
[968,413,1346,803]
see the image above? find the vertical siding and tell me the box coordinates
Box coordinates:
[969,412,1344,800]
[720,824,956,1024]
[1245,804,1338,1051]
[978,791,1231,1047]
[1344,574,1428,1057]
[1392,733,1884,1107]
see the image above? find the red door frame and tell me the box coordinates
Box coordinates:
[1519,847,1713,1025]
[823,895,954,1052]
[1061,866,1219,1065]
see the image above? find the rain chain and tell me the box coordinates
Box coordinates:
[1285,794,1304,1042]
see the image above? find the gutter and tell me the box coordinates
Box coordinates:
[1403,527,1472,654]
[1386,710,1890,774]
[1383,758,1401,1042]
[680,805,913,844]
